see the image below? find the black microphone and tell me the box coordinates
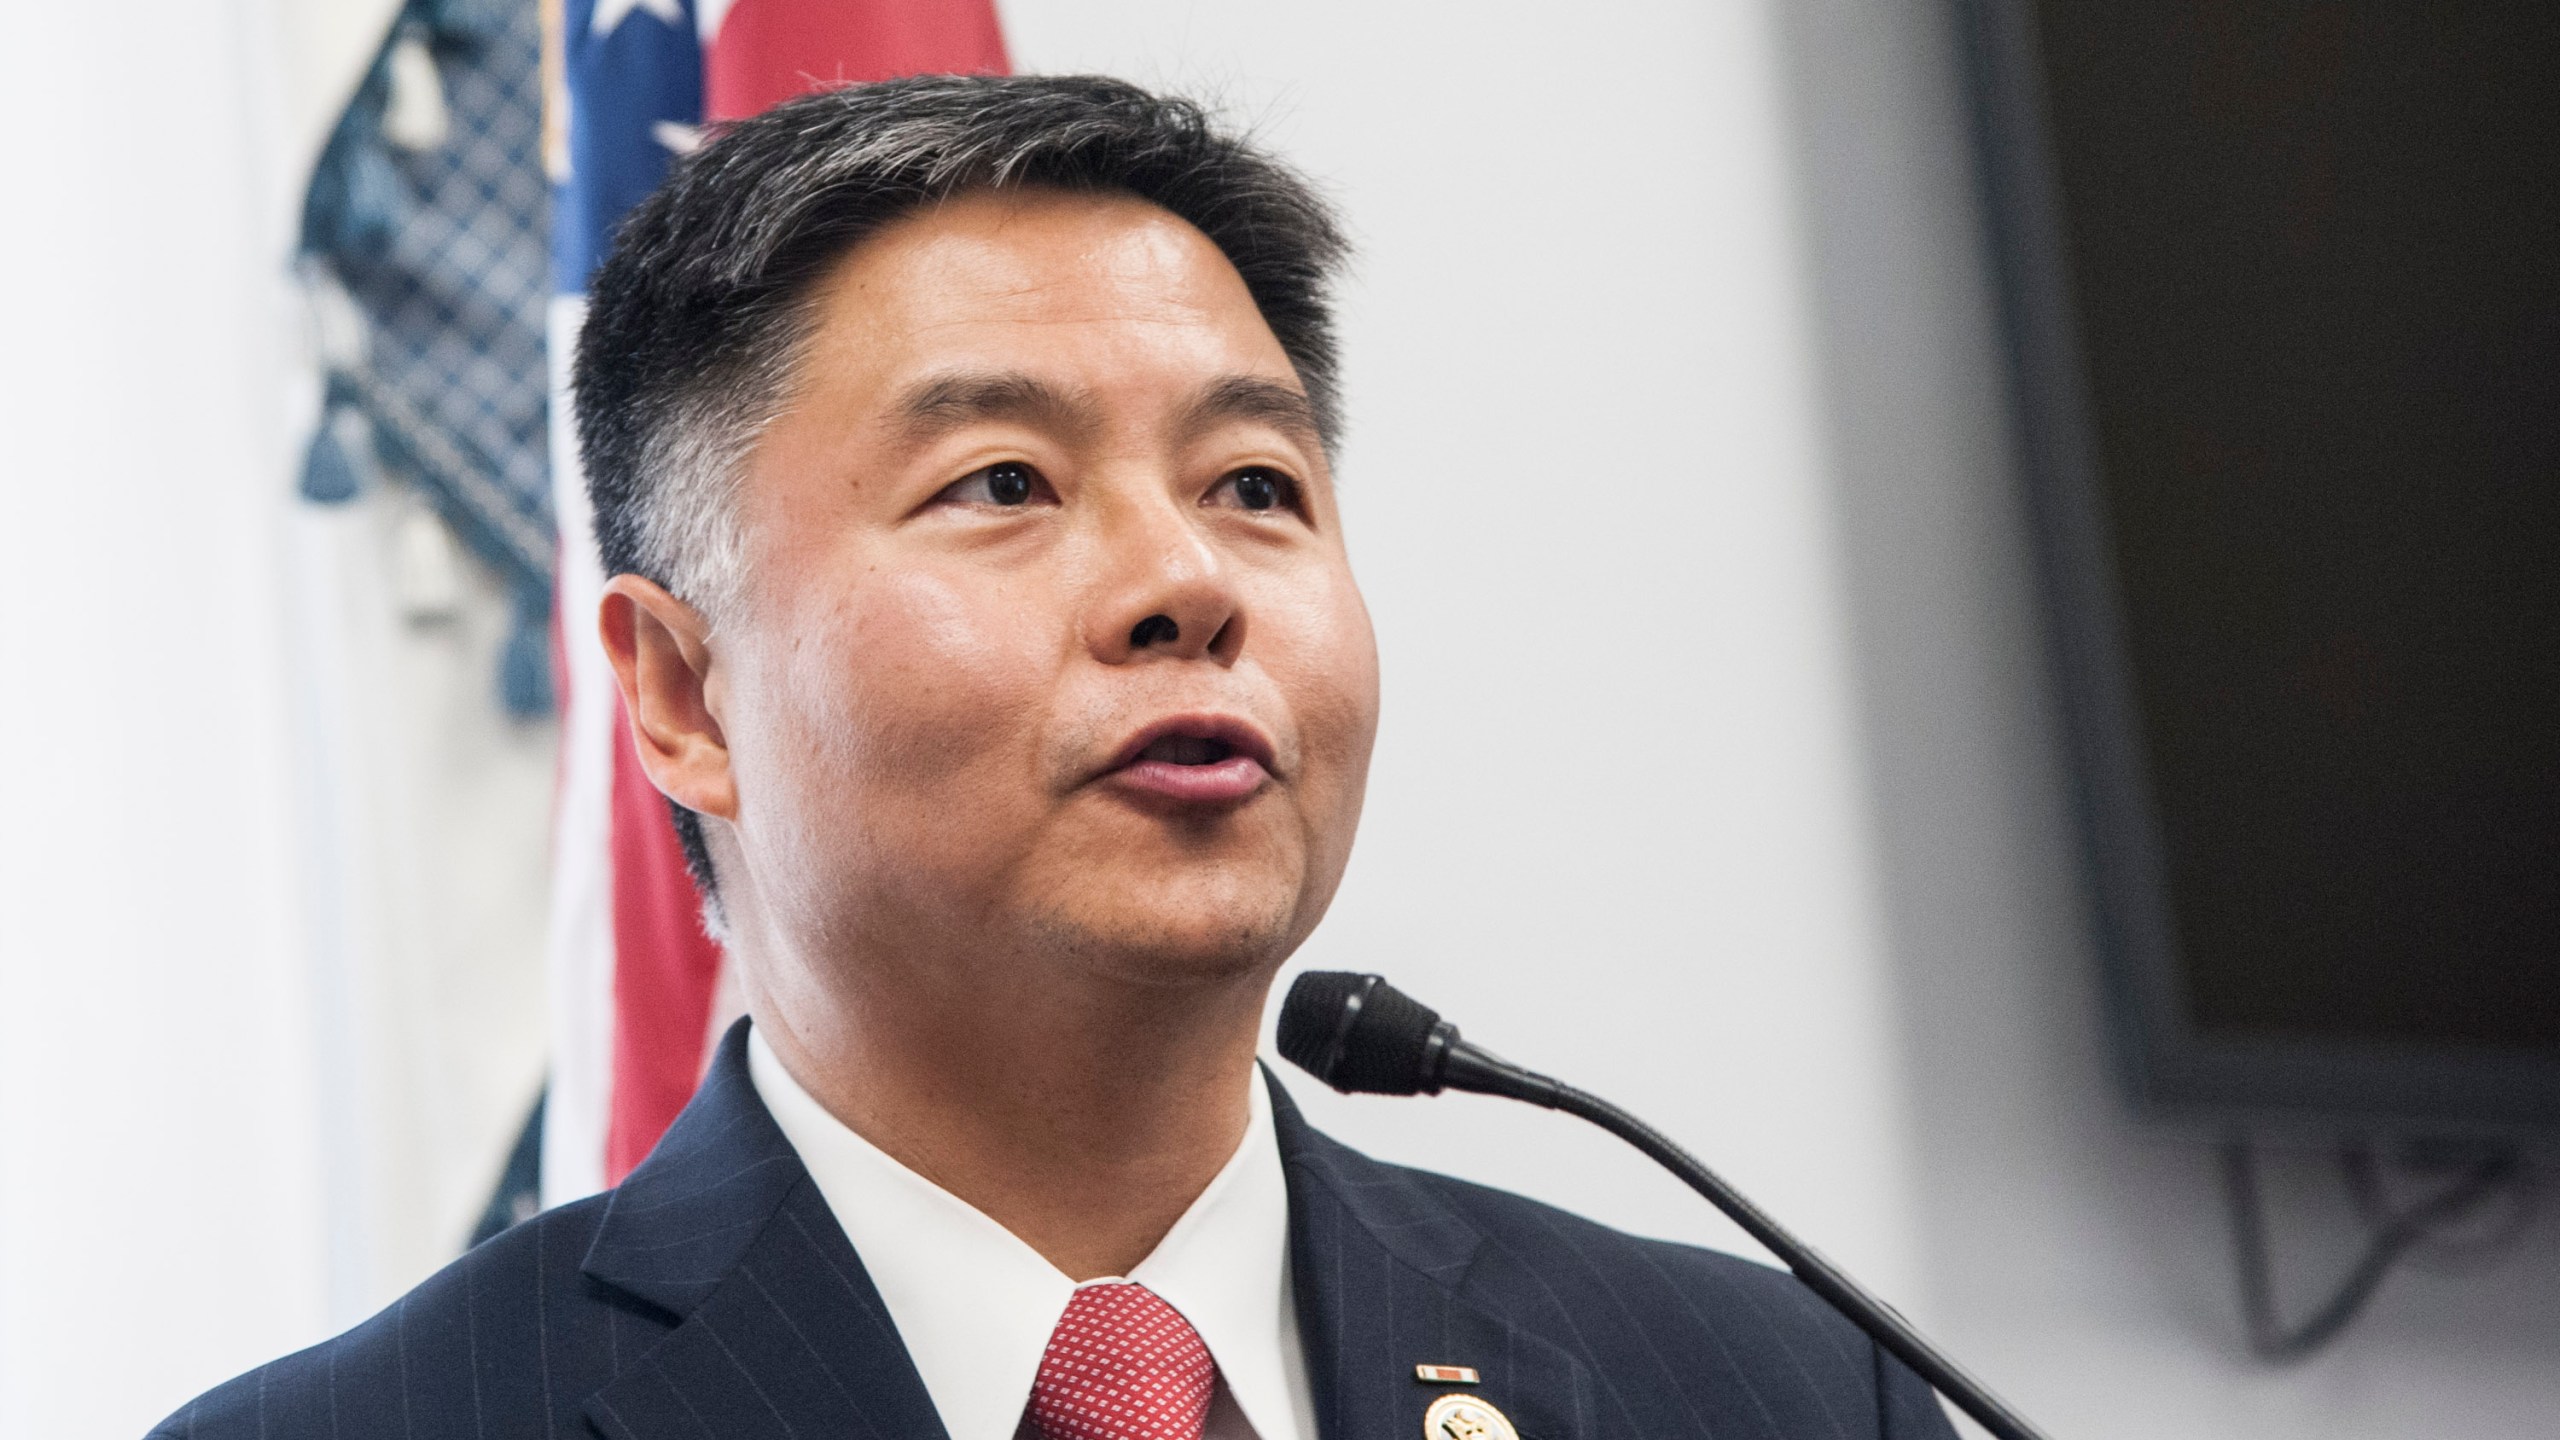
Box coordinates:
[1278,971,2052,1440]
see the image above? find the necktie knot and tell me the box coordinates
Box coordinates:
[1027,1281,1216,1440]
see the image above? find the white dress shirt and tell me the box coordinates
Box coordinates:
[746,1026,1317,1440]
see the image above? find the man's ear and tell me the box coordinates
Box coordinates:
[598,575,737,821]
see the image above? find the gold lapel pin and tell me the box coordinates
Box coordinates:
[1413,1364,1480,1385]
[1423,1392,1519,1440]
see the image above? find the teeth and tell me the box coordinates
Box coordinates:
[1142,735,1230,765]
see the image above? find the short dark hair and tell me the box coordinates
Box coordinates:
[574,74,1351,912]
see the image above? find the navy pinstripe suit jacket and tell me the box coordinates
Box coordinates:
[154,1023,1956,1440]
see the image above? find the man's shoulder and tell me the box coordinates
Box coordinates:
[1400,1159,1857,1348]
[1282,1116,1841,1339]
[1288,1129,1956,1440]
[146,1193,646,1440]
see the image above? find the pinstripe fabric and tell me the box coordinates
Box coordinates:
[151,1023,1955,1440]
[1275,1090,1954,1440]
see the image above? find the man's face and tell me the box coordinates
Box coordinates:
[708,188,1379,992]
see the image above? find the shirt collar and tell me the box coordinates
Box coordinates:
[745,1025,1306,1440]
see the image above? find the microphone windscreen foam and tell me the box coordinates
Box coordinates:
[1279,971,1445,1095]
[1276,970,1366,1077]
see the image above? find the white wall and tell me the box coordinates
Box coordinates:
[0,2,328,1435]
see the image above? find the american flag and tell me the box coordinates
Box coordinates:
[540,0,1008,1206]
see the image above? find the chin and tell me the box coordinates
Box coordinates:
[1027,864,1310,990]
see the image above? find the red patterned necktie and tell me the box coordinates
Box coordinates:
[1026,1281,1217,1440]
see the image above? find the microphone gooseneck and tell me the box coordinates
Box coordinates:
[1277,971,2053,1440]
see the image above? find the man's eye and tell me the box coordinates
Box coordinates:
[1212,467,1298,513]
[938,461,1045,507]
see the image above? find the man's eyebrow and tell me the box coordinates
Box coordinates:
[891,371,1104,444]
[1178,376,1325,453]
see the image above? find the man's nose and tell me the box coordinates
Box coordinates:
[1084,492,1245,666]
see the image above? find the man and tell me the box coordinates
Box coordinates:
[158,76,1956,1440]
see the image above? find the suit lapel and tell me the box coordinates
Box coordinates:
[572,1029,1592,1440]
[1272,1074,1596,1440]
[580,1022,948,1440]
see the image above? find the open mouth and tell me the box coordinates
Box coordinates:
[1138,734,1238,767]
[1104,716,1276,804]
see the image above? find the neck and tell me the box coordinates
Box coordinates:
[747,940,1270,1281]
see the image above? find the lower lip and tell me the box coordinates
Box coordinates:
[1110,756,1271,803]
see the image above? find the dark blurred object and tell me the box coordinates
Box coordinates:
[2219,1136,2531,1361]
[1964,1,2560,1129]
[469,1090,544,1248]
[298,0,555,716]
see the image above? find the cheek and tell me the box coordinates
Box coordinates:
[1275,572,1383,811]
[750,569,1055,850]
